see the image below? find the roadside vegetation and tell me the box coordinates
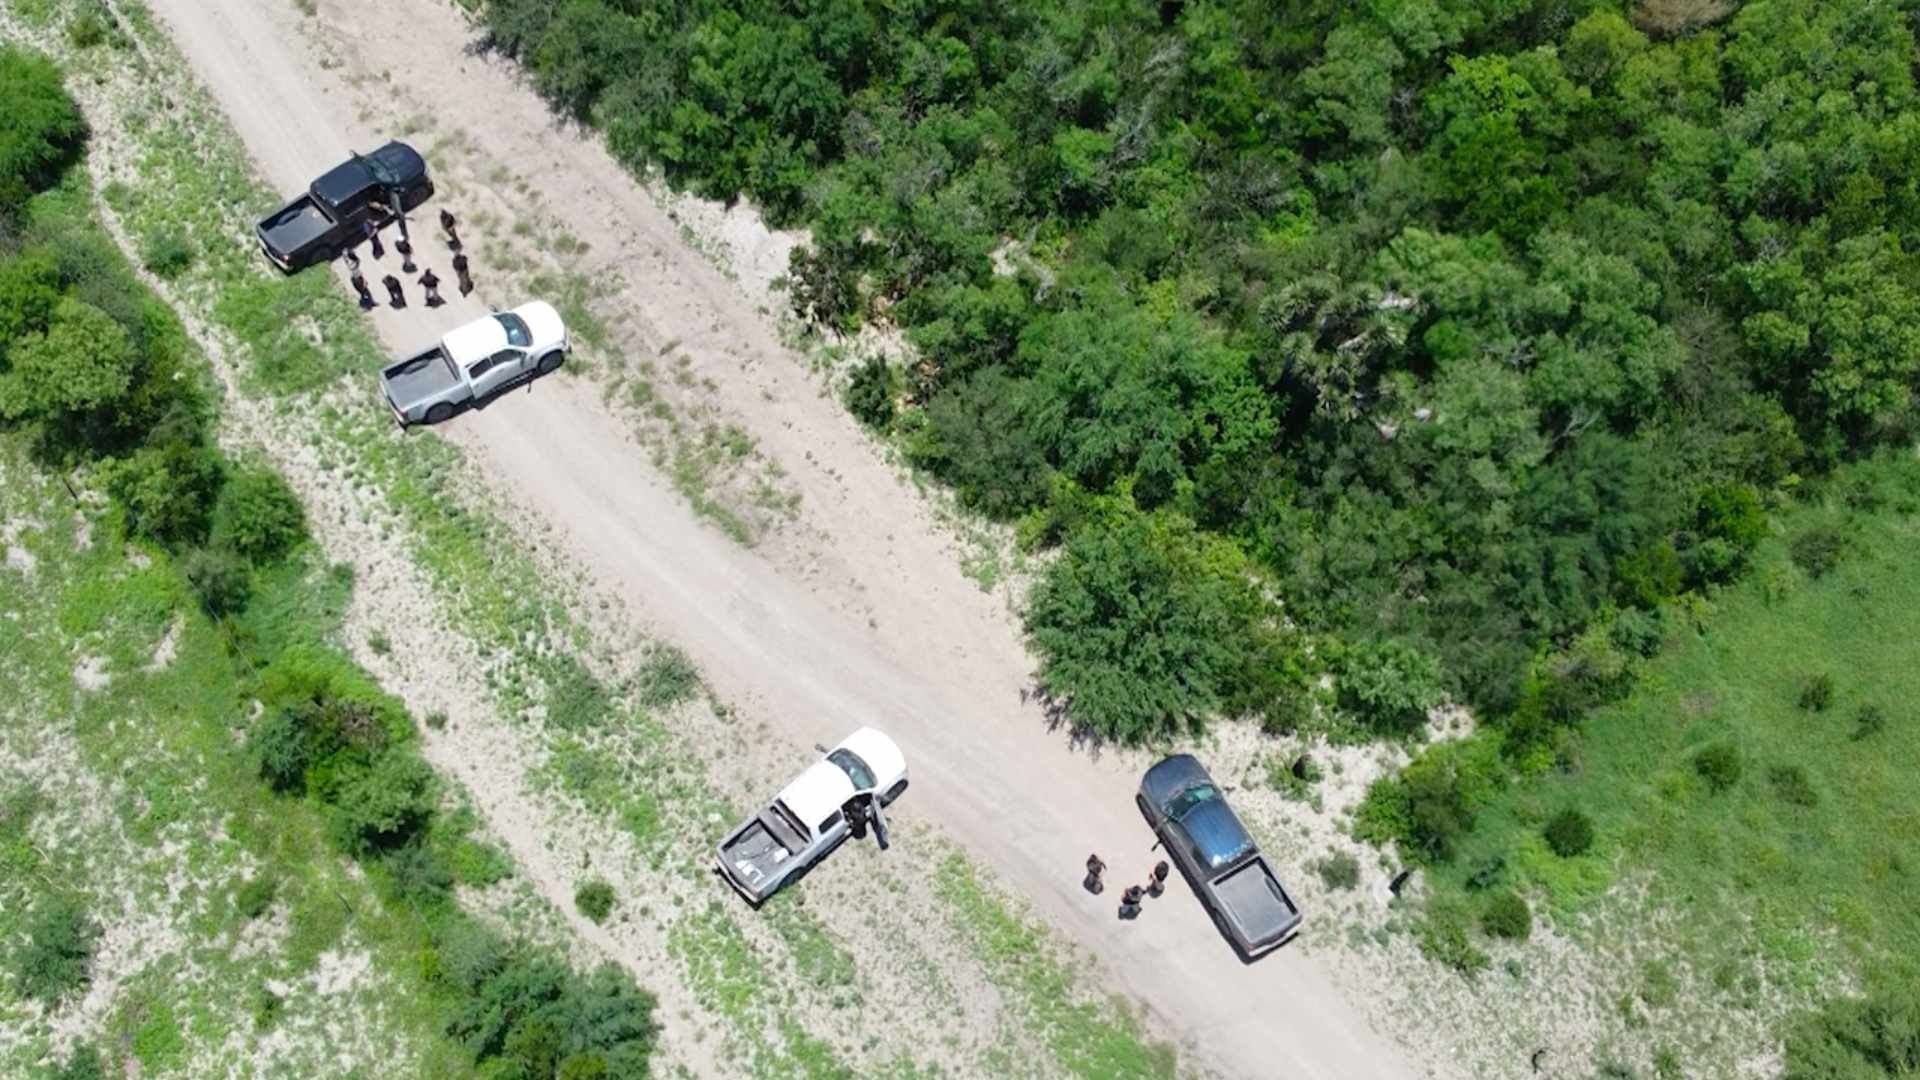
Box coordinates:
[474,0,1920,1070]
[1,38,656,1077]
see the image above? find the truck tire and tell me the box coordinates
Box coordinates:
[536,350,564,375]
[425,402,453,425]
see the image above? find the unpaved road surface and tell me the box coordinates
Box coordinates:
[146,1,1423,1075]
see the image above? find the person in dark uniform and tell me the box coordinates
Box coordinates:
[1118,885,1144,920]
[349,268,375,310]
[343,248,360,273]
[1084,853,1106,895]
[439,208,460,250]
[452,251,474,297]
[1146,860,1170,898]
[419,268,444,308]
[362,219,384,260]
[396,237,416,274]
[382,274,406,308]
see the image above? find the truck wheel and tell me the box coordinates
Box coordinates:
[536,351,564,375]
[425,402,453,425]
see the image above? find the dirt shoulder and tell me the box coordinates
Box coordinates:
[137,0,1425,1075]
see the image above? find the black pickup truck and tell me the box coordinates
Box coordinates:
[254,142,433,272]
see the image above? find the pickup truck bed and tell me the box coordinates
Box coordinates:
[257,197,335,262]
[382,348,461,417]
[1213,855,1301,952]
[719,807,806,894]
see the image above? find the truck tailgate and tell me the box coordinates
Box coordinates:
[257,195,333,257]
[1212,855,1301,950]
[380,348,461,415]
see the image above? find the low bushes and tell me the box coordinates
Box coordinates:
[1543,809,1595,858]
[1480,890,1532,941]
[575,879,616,924]
[10,896,98,1004]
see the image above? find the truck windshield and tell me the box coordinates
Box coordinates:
[493,312,531,347]
[1167,782,1220,821]
[828,748,875,790]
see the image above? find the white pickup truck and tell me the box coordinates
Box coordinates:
[715,728,908,907]
[379,302,567,426]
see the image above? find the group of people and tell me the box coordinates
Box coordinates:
[1084,853,1170,920]
[344,208,474,312]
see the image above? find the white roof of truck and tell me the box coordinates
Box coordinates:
[441,302,564,366]
[774,728,906,834]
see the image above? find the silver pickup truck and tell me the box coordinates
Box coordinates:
[379,302,567,426]
[1139,754,1302,960]
[715,728,908,907]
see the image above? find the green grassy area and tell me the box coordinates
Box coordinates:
[0,442,472,1077]
[1433,452,1920,1012]
[933,854,1176,1080]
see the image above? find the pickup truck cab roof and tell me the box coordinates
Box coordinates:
[442,302,565,367]
[312,142,427,212]
[773,727,905,834]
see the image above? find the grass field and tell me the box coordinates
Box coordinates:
[0,440,479,1077]
[1430,452,1920,1059]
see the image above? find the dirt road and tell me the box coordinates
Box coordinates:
[144,1,1422,1075]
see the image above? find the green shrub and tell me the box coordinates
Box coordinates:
[1335,638,1445,736]
[574,878,616,924]
[327,752,437,854]
[1789,527,1849,579]
[636,645,699,709]
[233,875,277,920]
[10,896,98,1003]
[249,706,312,793]
[1480,890,1532,941]
[1798,673,1834,712]
[0,248,62,347]
[1543,809,1595,858]
[104,440,223,546]
[182,546,251,617]
[1769,764,1819,808]
[1314,852,1360,891]
[0,45,87,213]
[211,466,307,563]
[1615,540,1684,608]
[1693,742,1743,793]
[1784,983,1920,1079]
[51,1046,104,1080]
[1026,502,1303,743]
[138,227,194,278]
[544,657,611,731]
[385,842,454,905]
[1418,901,1490,977]
[1464,854,1506,891]
[842,355,896,430]
[1851,704,1886,741]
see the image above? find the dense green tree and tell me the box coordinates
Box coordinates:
[0,46,86,213]
[1784,983,1920,1079]
[1025,500,1299,743]
[0,296,132,424]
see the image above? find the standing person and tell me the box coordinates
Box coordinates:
[382,274,406,308]
[349,268,375,310]
[419,268,444,308]
[362,219,384,260]
[343,248,360,274]
[452,251,474,297]
[1118,885,1144,920]
[1083,853,1106,895]
[439,208,460,250]
[1146,860,1170,898]
[396,237,417,274]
